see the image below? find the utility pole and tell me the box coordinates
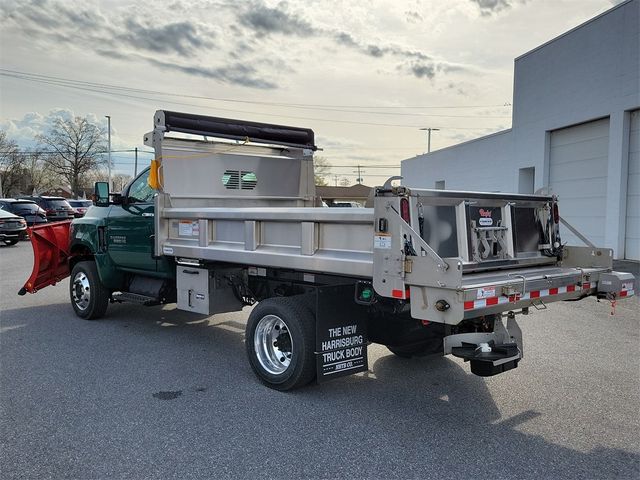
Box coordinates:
[334,174,339,186]
[105,115,112,190]
[134,147,138,176]
[352,165,365,184]
[419,127,440,153]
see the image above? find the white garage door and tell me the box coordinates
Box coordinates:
[549,118,609,248]
[625,110,640,261]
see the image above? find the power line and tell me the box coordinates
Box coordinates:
[0,149,154,155]
[0,70,511,130]
[0,68,512,114]
[325,165,398,168]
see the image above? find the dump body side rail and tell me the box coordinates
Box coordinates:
[155,194,375,278]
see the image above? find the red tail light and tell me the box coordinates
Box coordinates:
[400,198,411,224]
[46,208,55,214]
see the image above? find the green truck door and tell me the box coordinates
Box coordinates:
[106,169,157,272]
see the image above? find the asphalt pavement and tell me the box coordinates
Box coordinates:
[1,240,639,479]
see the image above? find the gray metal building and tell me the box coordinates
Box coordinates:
[401,0,639,260]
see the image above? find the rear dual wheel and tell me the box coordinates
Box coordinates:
[245,297,316,391]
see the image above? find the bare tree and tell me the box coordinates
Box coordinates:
[37,116,106,197]
[0,130,24,196]
[23,151,60,194]
[83,168,108,186]
[314,156,332,186]
[112,173,133,192]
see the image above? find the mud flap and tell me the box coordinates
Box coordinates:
[18,221,72,295]
[314,284,369,383]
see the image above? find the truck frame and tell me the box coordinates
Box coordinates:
[20,110,636,390]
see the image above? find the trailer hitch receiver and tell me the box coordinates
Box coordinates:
[443,315,523,377]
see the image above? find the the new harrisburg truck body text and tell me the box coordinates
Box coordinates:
[20,110,636,390]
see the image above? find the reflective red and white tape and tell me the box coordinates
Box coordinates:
[463,282,635,311]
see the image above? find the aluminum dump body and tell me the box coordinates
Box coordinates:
[146,110,634,326]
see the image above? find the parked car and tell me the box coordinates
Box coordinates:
[20,196,75,221]
[67,199,94,218]
[0,209,27,245]
[331,201,363,208]
[0,198,48,226]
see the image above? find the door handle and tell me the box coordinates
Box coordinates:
[142,212,154,217]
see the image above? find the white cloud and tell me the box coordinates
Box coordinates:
[0,0,621,183]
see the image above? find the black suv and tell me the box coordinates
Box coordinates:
[0,198,48,226]
[21,196,75,222]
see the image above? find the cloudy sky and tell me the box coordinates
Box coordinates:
[0,0,623,184]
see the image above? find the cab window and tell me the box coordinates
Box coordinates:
[128,169,155,203]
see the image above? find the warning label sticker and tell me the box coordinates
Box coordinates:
[179,220,200,237]
[477,286,497,299]
[374,235,392,249]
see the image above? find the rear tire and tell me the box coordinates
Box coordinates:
[70,261,109,320]
[245,297,316,391]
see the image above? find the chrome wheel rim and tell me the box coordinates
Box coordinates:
[254,314,293,375]
[72,271,91,311]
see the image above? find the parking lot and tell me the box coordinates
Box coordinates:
[1,240,639,479]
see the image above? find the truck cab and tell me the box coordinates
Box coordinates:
[101,168,159,273]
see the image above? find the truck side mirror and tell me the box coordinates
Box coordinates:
[94,182,110,206]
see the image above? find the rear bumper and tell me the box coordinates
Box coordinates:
[408,260,635,324]
[459,267,634,318]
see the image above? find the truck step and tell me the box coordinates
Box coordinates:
[112,292,160,306]
[451,341,520,377]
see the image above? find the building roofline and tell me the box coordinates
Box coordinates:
[515,0,634,62]
[402,128,512,162]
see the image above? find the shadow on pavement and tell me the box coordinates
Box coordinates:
[1,302,638,479]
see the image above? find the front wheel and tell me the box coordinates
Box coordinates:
[3,239,19,246]
[245,297,316,391]
[70,261,110,320]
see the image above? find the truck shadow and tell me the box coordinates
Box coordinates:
[2,302,638,479]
